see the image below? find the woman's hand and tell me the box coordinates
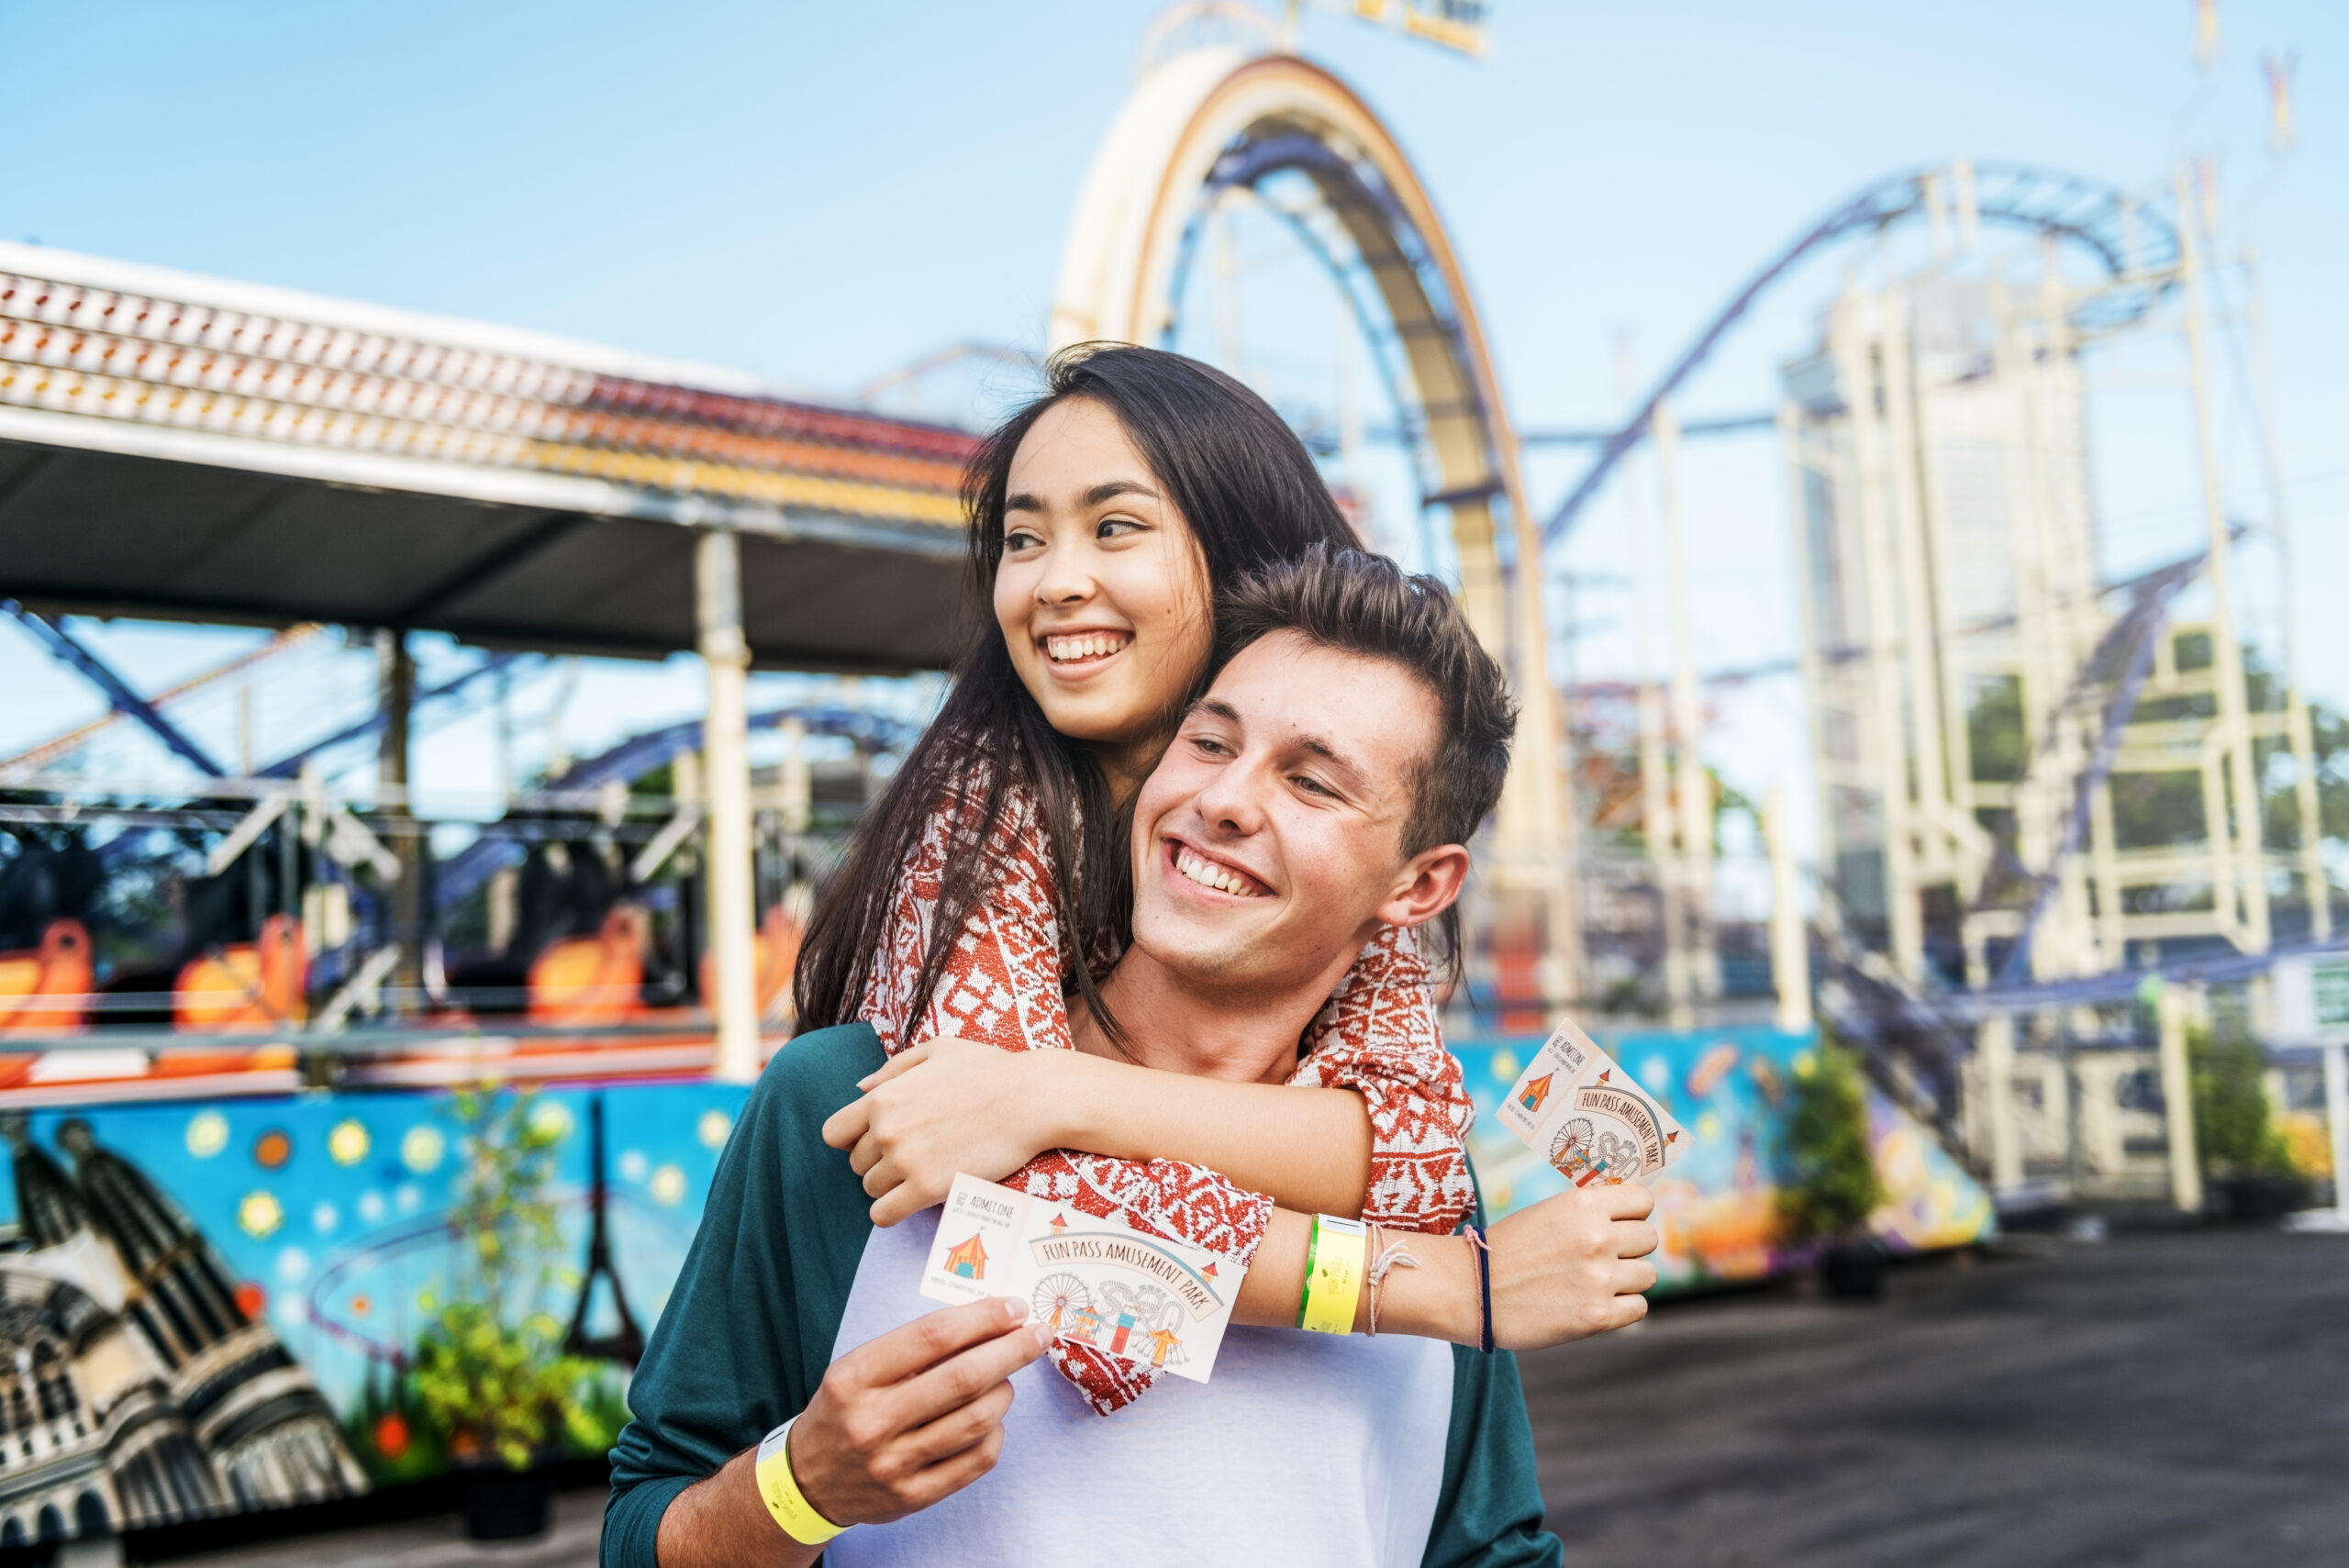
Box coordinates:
[820,1037,1067,1225]
[1485,1182,1659,1349]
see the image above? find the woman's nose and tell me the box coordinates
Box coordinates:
[1035,540,1095,605]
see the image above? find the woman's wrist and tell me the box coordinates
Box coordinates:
[1358,1231,1477,1345]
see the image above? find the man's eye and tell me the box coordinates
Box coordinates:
[1295,775,1336,798]
[1188,736,1232,757]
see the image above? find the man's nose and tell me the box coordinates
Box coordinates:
[1193,761,1269,838]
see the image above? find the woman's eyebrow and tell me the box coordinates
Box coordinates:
[1004,479,1157,516]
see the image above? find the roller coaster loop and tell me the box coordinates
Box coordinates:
[1540,161,2183,550]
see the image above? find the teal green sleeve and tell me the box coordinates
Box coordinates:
[1421,1346,1563,1568]
[1421,1171,1562,1568]
[601,1025,885,1568]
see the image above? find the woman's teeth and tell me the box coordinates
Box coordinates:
[1175,847,1262,897]
[1045,632,1128,663]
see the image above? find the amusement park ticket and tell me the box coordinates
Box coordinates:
[919,1172,1241,1385]
[1496,1019,1687,1185]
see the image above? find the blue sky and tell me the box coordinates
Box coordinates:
[2,1,2340,867]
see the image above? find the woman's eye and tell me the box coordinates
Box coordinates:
[1096,516,1144,539]
[1004,528,1043,551]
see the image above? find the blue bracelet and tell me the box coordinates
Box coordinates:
[1464,1224,1494,1354]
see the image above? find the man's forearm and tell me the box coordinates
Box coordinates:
[1049,1051,1375,1217]
[655,1449,822,1568]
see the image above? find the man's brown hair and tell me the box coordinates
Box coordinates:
[1212,544,1518,859]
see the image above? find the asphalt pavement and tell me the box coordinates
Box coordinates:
[1518,1227,2349,1568]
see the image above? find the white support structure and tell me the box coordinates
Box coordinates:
[1979,1010,2023,1193]
[1765,786,1811,1032]
[697,528,761,1084]
[2176,164,2271,958]
[1654,401,1719,1008]
[2155,982,2204,1215]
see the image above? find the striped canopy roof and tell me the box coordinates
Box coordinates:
[0,242,984,672]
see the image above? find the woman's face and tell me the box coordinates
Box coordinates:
[993,396,1213,784]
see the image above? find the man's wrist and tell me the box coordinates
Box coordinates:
[760,1418,848,1543]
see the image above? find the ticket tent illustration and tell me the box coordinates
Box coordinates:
[921,1173,1242,1384]
[1497,1020,1687,1184]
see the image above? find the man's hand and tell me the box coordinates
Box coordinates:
[1486,1182,1659,1349]
[821,1038,1063,1225]
[655,1298,1048,1567]
[791,1296,1048,1526]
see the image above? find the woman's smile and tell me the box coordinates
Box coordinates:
[1040,628,1135,670]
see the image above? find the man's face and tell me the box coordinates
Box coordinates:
[1129,630,1443,992]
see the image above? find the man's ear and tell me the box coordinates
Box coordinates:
[1375,843,1471,930]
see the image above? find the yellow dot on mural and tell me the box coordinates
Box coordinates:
[328,1119,371,1167]
[186,1111,229,1160]
[696,1109,732,1151]
[1793,1050,1818,1080]
[1491,1051,1520,1084]
[238,1191,284,1240]
[649,1164,687,1207]
[1698,1112,1721,1143]
[402,1126,445,1173]
[529,1100,573,1142]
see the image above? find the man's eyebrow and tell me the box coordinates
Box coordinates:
[1293,731,1370,793]
[1187,697,1242,724]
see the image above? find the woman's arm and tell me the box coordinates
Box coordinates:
[829,924,1463,1227]
[1230,1182,1660,1349]
[828,1040,1371,1225]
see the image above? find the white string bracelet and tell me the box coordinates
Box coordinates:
[1364,1223,1421,1337]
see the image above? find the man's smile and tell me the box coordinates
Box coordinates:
[1164,837,1271,899]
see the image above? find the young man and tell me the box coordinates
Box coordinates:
[606,550,1657,1567]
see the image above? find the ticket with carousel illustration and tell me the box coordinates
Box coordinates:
[1496,1019,1687,1185]
[919,1172,1241,1384]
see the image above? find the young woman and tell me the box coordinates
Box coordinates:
[795,345,1476,1415]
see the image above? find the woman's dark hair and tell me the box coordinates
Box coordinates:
[794,343,1359,1040]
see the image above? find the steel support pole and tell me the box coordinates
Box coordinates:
[2156,981,2204,1214]
[697,529,761,1084]
[1980,1010,2022,1192]
[2176,164,2271,955]
[2325,1041,2349,1224]
[1765,786,1811,1033]
[377,629,418,1005]
[1656,400,1718,1004]
[2245,245,2331,943]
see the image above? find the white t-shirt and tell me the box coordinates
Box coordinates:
[825,1211,1458,1568]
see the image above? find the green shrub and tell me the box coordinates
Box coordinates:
[2189,1019,2293,1178]
[1778,1038,1886,1244]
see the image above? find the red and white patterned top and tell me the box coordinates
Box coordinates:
[859,769,1475,1416]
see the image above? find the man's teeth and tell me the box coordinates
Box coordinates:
[1175,847,1261,897]
[1045,633,1128,662]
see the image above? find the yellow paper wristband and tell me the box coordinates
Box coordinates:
[754,1417,847,1545]
[1297,1214,1368,1335]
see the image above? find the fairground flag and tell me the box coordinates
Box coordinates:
[2264,52,2299,156]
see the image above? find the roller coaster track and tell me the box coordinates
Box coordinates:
[1540,161,2182,549]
